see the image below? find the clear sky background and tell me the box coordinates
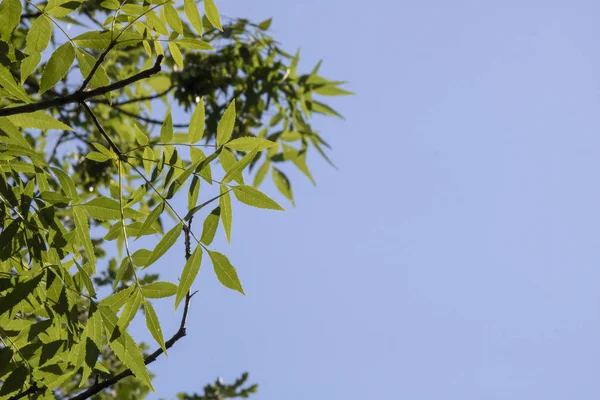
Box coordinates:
[127,1,600,399]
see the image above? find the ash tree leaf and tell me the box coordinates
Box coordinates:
[0,64,31,103]
[225,137,275,152]
[188,175,200,210]
[253,159,270,188]
[77,197,146,221]
[314,85,355,96]
[136,202,164,239]
[75,48,110,88]
[51,167,79,202]
[145,223,182,267]
[20,53,41,84]
[143,147,155,174]
[131,249,152,268]
[141,282,177,298]
[189,97,205,143]
[168,42,184,70]
[99,305,154,391]
[7,111,72,131]
[25,15,52,54]
[73,31,111,50]
[147,11,168,35]
[45,0,83,17]
[40,42,75,95]
[258,17,272,31]
[117,290,141,332]
[73,207,96,273]
[160,111,173,142]
[175,38,214,51]
[144,300,167,354]
[272,167,294,205]
[184,0,203,35]
[164,3,183,34]
[222,146,260,183]
[0,365,27,396]
[217,101,236,145]
[219,149,244,184]
[134,124,149,145]
[232,185,284,211]
[219,185,232,243]
[203,0,223,31]
[200,206,220,245]
[175,245,202,310]
[0,0,22,40]
[208,250,244,294]
[310,100,344,118]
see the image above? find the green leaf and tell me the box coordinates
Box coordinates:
[86,152,111,163]
[99,305,154,390]
[40,42,75,95]
[232,185,284,210]
[73,31,111,50]
[258,17,272,31]
[25,15,52,54]
[75,48,110,89]
[131,249,152,267]
[184,0,203,35]
[253,159,270,188]
[272,167,294,205]
[117,290,141,331]
[145,223,182,267]
[175,245,202,309]
[0,0,22,41]
[0,64,31,103]
[50,167,79,201]
[141,282,177,298]
[189,97,205,143]
[143,147,155,174]
[188,175,200,210]
[164,3,183,34]
[310,100,344,118]
[219,185,232,243]
[168,41,184,70]
[147,11,168,35]
[208,250,244,294]
[222,146,259,183]
[46,0,83,17]
[314,85,355,96]
[100,0,119,10]
[160,111,173,142]
[73,207,96,273]
[134,124,149,145]
[136,202,164,239]
[225,137,275,152]
[7,111,72,131]
[175,38,214,51]
[219,149,243,184]
[144,300,166,353]
[203,0,223,31]
[183,192,224,221]
[0,366,27,396]
[20,52,41,84]
[200,206,220,245]
[100,285,135,311]
[77,197,146,221]
[217,101,236,145]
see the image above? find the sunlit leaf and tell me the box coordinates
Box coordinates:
[232,185,284,210]
[145,223,182,267]
[217,101,235,145]
[175,245,202,309]
[203,0,223,31]
[40,42,75,95]
[208,250,244,294]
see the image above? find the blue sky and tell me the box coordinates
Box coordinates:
[128,1,600,399]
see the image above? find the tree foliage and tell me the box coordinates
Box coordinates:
[0,0,351,398]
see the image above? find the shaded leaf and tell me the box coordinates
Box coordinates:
[40,42,75,95]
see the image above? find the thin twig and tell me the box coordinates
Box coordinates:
[0,56,164,117]
[91,86,175,106]
[110,105,190,128]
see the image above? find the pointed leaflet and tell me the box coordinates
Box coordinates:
[99,305,154,390]
[73,207,96,273]
[40,42,75,95]
[164,3,183,34]
[144,300,166,354]
[175,245,202,309]
[188,175,200,210]
[143,147,154,175]
[0,0,21,40]
[160,111,173,142]
[253,159,270,188]
[189,97,205,143]
[203,0,223,31]
[50,167,79,202]
[219,149,244,184]
[137,202,164,239]
[134,124,149,145]
[75,48,110,89]
[175,39,213,51]
[145,223,182,267]
[232,185,284,210]
[208,250,244,294]
[0,64,31,103]
[168,42,183,69]
[226,137,275,152]
[141,282,177,298]
[25,15,52,54]
[7,111,72,131]
[200,207,220,245]
[272,167,294,205]
[117,289,141,332]
[219,185,232,243]
[77,197,146,221]
[222,146,259,183]
[184,0,203,35]
[21,53,41,84]
[217,101,236,145]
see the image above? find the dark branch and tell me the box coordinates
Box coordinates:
[0,55,164,117]
[8,384,39,400]
[110,105,190,128]
[91,86,175,106]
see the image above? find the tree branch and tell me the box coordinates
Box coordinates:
[91,86,175,106]
[0,55,164,117]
